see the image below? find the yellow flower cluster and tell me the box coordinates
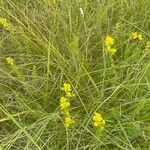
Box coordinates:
[60,96,70,110]
[60,83,75,128]
[61,83,74,98]
[92,112,105,128]
[0,17,11,31]
[64,113,75,128]
[105,36,114,46]
[131,32,143,41]
[106,46,117,56]
[6,57,14,66]
[105,36,117,55]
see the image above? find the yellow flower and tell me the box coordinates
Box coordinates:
[65,111,70,116]
[131,32,143,40]
[0,17,11,31]
[104,36,117,55]
[6,57,14,66]
[138,34,143,40]
[60,96,70,110]
[93,112,105,128]
[60,83,75,128]
[61,83,72,92]
[64,115,75,128]
[131,32,138,39]
[105,36,114,47]
[106,46,117,55]
[66,91,74,98]
[66,91,72,97]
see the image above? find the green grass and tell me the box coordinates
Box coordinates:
[0,0,150,149]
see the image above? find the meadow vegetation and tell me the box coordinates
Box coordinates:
[0,0,150,149]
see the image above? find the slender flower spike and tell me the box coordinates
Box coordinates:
[60,82,75,128]
[61,83,72,92]
[105,36,117,55]
[105,36,115,47]
[0,17,11,31]
[64,115,75,128]
[131,32,143,41]
[6,57,14,66]
[93,112,105,128]
[60,96,70,110]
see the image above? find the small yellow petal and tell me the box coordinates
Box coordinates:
[138,34,143,40]
[64,116,75,128]
[105,36,114,46]
[0,17,11,31]
[132,32,138,39]
[131,32,143,41]
[61,83,72,92]
[6,57,14,66]
[93,112,105,128]
[60,97,70,110]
